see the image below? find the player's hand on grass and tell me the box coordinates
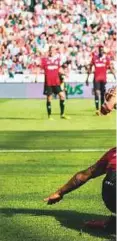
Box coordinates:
[44,192,63,205]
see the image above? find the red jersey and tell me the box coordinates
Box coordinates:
[96,147,116,173]
[41,57,60,86]
[92,54,110,82]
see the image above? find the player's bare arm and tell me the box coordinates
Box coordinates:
[86,64,92,86]
[109,64,116,80]
[44,165,99,205]
[59,66,65,75]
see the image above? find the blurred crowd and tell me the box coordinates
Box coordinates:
[0,0,116,76]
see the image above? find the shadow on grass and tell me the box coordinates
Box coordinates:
[0,130,116,150]
[0,117,43,120]
[0,207,115,240]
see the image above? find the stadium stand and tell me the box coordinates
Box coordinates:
[0,0,116,78]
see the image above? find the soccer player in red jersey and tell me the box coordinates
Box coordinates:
[41,46,69,120]
[44,147,116,233]
[86,45,116,115]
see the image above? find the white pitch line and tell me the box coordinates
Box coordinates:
[0,148,107,153]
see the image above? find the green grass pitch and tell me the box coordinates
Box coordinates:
[0,99,116,241]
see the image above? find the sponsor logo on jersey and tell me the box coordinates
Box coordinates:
[47,66,58,70]
[95,63,106,67]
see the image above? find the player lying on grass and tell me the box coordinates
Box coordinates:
[44,147,116,233]
[101,86,117,115]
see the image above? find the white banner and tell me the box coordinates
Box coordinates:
[0,73,116,83]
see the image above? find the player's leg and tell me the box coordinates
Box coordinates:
[44,85,53,119]
[65,89,68,99]
[93,81,100,115]
[53,86,65,117]
[53,86,69,119]
[46,95,53,119]
[59,91,65,117]
[64,83,68,99]
[85,216,116,233]
[100,82,106,106]
[59,91,70,119]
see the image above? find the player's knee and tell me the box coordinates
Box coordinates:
[95,90,100,96]
[59,92,65,100]
[47,96,52,102]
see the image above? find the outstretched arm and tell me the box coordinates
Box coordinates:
[44,163,103,205]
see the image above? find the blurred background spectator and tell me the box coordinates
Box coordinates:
[0,0,116,76]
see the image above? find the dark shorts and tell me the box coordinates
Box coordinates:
[44,85,62,96]
[93,80,106,93]
[102,171,116,213]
